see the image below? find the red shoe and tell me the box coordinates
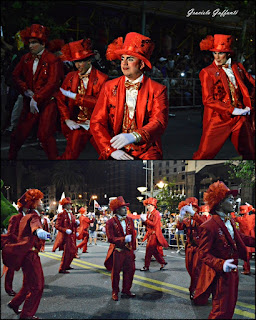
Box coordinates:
[112,293,118,301]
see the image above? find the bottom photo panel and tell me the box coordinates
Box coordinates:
[1,160,255,320]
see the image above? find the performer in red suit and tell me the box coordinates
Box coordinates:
[233,204,255,275]
[140,197,168,271]
[193,181,255,319]
[56,38,109,159]
[193,34,255,160]
[40,213,50,252]
[2,189,50,319]
[52,197,79,273]
[76,206,92,253]
[178,197,207,300]
[104,196,136,301]
[90,32,169,160]
[9,24,64,160]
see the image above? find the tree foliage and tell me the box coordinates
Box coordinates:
[225,160,255,186]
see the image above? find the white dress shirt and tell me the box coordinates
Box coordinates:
[81,65,92,89]
[222,58,237,88]
[33,48,45,75]
[217,211,234,239]
[117,215,126,234]
[125,74,143,119]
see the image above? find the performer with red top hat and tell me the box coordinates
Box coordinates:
[90,32,169,160]
[177,197,207,300]
[52,197,79,273]
[2,189,50,319]
[193,181,255,319]
[76,206,93,253]
[104,196,136,301]
[56,38,109,159]
[140,197,168,271]
[9,24,64,160]
[193,34,255,160]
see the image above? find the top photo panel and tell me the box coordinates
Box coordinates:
[1,1,255,160]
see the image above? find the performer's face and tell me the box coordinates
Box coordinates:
[117,205,127,216]
[147,204,154,213]
[220,194,236,214]
[121,55,145,80]
[65,203,72,210]
[28,38,45,55]
[74,59,91,75]
[213,52,227,66]
[36,199,44,212]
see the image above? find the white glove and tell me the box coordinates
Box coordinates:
[236,198,241,204]
[76,232,79,237]
[110,133,136,149]
[125,234,132,243]
[66,229,72,235]
[140,213,147,222]
[24,89,34,98]
[245,202,251,206]
[30,98,39,114]
[60,87,77,100]
[223,259,237,272]
[76,219,80,226]
[180,204,195,216]
[232,107,250,116]
[111,150,134,160]
[36,229,51,240]
[65,119,80,130]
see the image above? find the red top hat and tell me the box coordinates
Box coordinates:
[60,39,95,62]
[143,197,157,208]
[109,196,129,213]
[59,197,72,206]
[48,39,65,53]
[20,24,50,45]
[17,189,44,209]
[203,181,238,213]
[78,207,87,214]
[106,32,155,70]
[185,197,200,212]
[200,205,210,213]
[200,34,233,53]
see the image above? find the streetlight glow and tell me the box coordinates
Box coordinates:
[137,187,147,193]
[156,181,167,189]
[137,196,143,201]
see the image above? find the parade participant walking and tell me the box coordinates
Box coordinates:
[193,181,255,319]
[52,197,79,273]
[77,206,92,253]
[140,198,168,271]
[56,38,109,159]
[193,34,255,160]
[104,196,136,301]
[178,197,207,300]
[2,189,50,319]
[9,24,63,160]
[40,212,50,252]
[90,32,169,160]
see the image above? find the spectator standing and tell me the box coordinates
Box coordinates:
[89,215,98,245]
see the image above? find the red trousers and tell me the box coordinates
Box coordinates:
[243,252,253,273]
[5,267,15,293]
[185,245,201,294]
[58,128,99,160]
[193,116,255,160]
[111,249,135,294]
[59,239,76,271]
[10,251,44,318]
[77,233,89,253]
[8,99,58,160]
[144,234,166,268]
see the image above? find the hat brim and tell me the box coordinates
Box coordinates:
[209,48,233,53]
[114,50,152,69]
[61,52,95,62]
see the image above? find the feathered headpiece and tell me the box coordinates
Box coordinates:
[20,24,50,44]
[199,35,214,51]
[60,38,95,62]
[200,34,233,53]
[59,197,72,206]
[17,189,44,209]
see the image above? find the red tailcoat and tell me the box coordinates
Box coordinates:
[194,214,255,319]
[76,215,92,252]
[90,75,169,159]
[10,49,63,159]
[193,61,255,160]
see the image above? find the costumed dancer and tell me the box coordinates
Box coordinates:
[56,38,109,159]
[178,197,207,300]
[193,181,255,319]
[2,189,50,319]
[104,196,136,301]
[140,197,168,271]
[193,34,255,160]
[90,32,169,160]
[40,212,50,252]
[76,206,92,253]
[52,197,79,273]
[9,24,64,160]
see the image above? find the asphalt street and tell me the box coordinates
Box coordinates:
[1,109,240,160]
[1,240,255,319]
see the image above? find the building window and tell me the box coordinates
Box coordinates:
[174,168,177,172]
[159,163,162,167]
[182,175,185,180]
[166,162,169,166]
[159,171,162,175]
[182,166,185,171]
[166,169,169,174]
[174,160,177,164]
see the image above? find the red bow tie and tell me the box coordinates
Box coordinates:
[222,63,229,68]
[224,216,231,222]
[79,73,90,80]
[124,81,141,91]
[33,54,41,60]
[119,217,126,222]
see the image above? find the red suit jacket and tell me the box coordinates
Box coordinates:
[13,49,62,108]
[183,213,207,248]
[52,210,77,254]
[90,75,169,159]
[77,215,92,240]
[143,209,168,248]
[194,214,255,299]
[234,213,255,253]
[1,212,23,247]
[1,211,43,271]
[104,215,136,271]
[57,67,109,137]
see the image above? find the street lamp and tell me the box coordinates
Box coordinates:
[89,195,97,213]
[137,187,147,193]
[137,196,144,202]
[156,180,168,189]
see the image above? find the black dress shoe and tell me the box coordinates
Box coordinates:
[59,270,70,274]
[160,262,168,270]
[66,267,74,270]
[7,302,22,314]
[121,292,136,298]
[140,266,149,271]
[7,290,16,296]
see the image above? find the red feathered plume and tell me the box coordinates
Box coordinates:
[60,43,72,61]
[17,189,44,209]
[185,197,198,206]
[178,201,188,211]
[199,35,214,51]
[203,181,230,212]
[48,39,65,53]
[106,37,123,61]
